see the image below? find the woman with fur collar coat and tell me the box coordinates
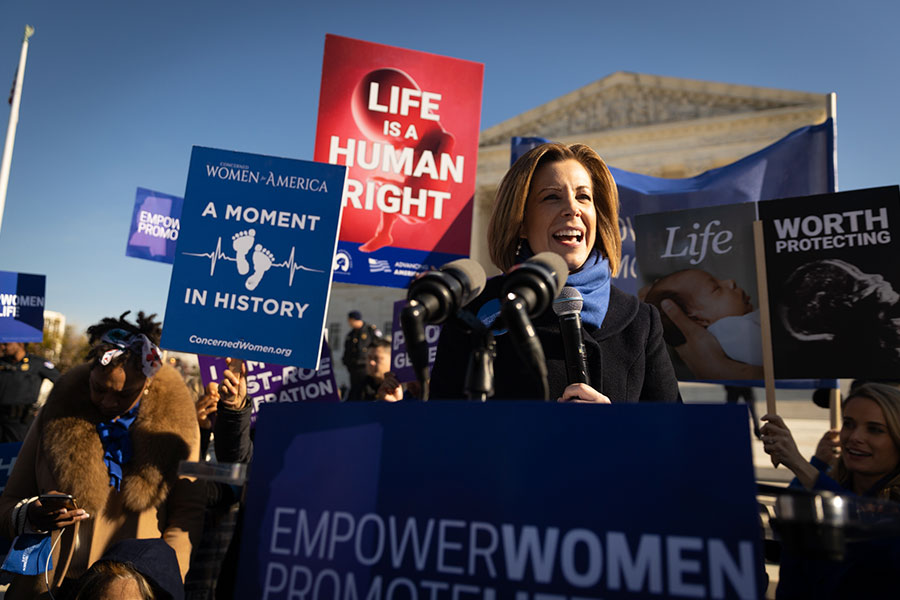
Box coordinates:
[0,312,204,599]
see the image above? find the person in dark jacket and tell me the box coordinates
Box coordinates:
[0,342,60,442]
[430,142,679,403]
[193,359,252,600]
[342,311,381,401]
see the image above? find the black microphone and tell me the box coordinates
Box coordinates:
[499,252,568,400]
[402,258,487,398]
[500,252,568,317]
[553,286,591,386]
[405,258,487,325]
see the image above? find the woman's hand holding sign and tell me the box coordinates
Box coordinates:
[760,414,821,487]
[660,299,763,380]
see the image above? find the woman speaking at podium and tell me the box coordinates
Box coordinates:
[430,142,679,403]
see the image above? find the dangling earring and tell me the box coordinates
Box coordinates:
[515,238,524,258]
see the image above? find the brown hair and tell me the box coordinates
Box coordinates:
[487,143,621,274]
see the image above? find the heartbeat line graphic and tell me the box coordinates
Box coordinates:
[183,237,324,287]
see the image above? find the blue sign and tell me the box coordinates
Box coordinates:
[330,243,462,288]
[161,147,346,369]
[237,403,763,599]
[0,271,46,343]
[125,187,184,264]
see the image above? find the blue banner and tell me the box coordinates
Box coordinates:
[125,187,184,264]
[512,121,836,389]
[161,147,346,369]
[237,402,762,599]
[0,271,46,343]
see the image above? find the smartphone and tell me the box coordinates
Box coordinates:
[227,358,244,375]
[40,493,78,511]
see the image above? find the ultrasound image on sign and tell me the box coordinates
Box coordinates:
[760,186,900,379]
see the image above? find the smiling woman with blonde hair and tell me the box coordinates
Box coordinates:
[762,382,900,499]
[761,382,900,598]
[429,142,679,403]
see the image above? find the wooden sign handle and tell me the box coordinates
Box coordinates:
[753,221,777,417]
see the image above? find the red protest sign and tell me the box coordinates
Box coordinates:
[314,34,484,287]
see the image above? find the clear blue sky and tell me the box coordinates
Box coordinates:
[1,0,897,331]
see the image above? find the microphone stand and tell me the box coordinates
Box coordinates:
[454,310,496,401]
[400,303,431,401]
[501,297,550,401]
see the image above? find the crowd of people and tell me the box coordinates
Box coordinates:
[0,142,895,597]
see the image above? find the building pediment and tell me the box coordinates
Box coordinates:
[479,71,825,146]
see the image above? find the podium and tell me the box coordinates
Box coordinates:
[236,402,763,599]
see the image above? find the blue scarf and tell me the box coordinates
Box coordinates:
[514,242,611,330]
[565,251,612,330]
[96,401,141,491]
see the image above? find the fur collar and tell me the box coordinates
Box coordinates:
[40,363,198,514]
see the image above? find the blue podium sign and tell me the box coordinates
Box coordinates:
[237,403,762,599]
[161,147,346,369]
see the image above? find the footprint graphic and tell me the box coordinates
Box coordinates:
[232,229,256,275]
[245,244,274,291]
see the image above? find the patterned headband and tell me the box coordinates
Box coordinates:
[98,328,162,378]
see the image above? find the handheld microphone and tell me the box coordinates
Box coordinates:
[553,286,591,386]
[500,252,568,400]
[402,258,487,399]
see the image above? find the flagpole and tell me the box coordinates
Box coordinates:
[0,25,35,237]
[827,92,837,193]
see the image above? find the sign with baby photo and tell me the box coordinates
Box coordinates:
[161,147,347,369]
[636,203,760,381]
[759,186,900,379]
